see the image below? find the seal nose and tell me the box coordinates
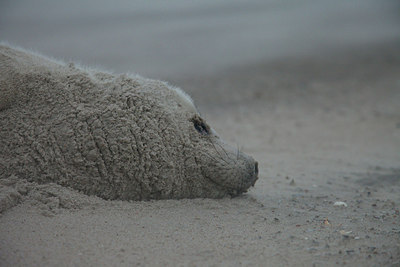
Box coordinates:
[249,161,259,187]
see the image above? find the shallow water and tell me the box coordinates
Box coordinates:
[1,0,399,78]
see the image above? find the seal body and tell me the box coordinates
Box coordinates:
[0,44,258,200]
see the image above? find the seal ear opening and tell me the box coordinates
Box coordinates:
[190,115,210,135]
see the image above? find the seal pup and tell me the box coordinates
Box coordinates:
[0,44,258,200]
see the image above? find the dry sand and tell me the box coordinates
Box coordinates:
[1,43,399,266]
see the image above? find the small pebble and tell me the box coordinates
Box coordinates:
[333,201,348,207]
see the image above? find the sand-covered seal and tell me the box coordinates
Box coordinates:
[0,44,258,200]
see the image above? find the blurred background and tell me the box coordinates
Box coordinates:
[1,0,399,80]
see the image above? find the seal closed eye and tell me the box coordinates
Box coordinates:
[191,115,210,135]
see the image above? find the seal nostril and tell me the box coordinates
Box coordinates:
[254,162,259,175]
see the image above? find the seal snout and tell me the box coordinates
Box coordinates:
[251,161,259,186]
[244,159,258,189]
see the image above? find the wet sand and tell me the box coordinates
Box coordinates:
[1,42,399,266]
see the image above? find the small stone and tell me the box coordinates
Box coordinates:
[333,201,348,207]
[339,230,353,238]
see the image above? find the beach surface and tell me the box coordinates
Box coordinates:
[1,43,399,266]
[1,1,400,266]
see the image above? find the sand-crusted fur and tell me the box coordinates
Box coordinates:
[0,44,258,200]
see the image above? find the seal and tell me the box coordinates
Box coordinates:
[0,44,258,200]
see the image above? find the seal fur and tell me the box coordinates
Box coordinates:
[0,44,258,200]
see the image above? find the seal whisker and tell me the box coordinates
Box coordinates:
[211,139,239,167]
[200,153,237,172]
[207,139,233,166]
[215,141,237,164]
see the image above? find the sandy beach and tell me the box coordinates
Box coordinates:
[1,42,399,266]
[1,1,400,266]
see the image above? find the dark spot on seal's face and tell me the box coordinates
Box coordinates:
[191,115,210,135]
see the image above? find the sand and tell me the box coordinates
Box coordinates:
[1,43,399,266]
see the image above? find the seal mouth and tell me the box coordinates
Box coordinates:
[251,176,258,187]
[229,164,259,197]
